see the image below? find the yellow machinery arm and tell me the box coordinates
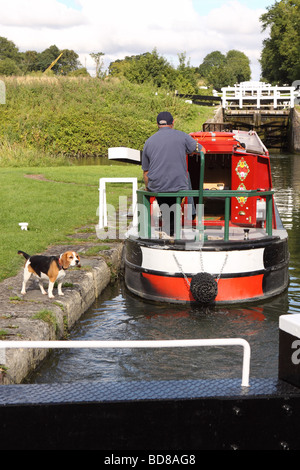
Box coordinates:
[44,52,63,72]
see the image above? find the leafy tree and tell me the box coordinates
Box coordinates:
[109,50,170,86]
[129,50,174,86]
[0,58,21,75]
[109,49,199,93]
[260,0,300,84]
[206,65,234,89]
[198,51,226,79]
[21,50,39,73]
[176,52,200,93]
[226,50,251,83]
[35,45,81,75]
[59,49,81,75]
[37,45,62,73]
[108,57,131,77]
[0,37,20,62]
[68,67,90,77]
[199,50,251,88]
[0,37,83,76]
[177,52,193,74]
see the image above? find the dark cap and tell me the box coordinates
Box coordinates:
[157,111,173,126]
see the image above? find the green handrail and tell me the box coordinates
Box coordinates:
[198,151,205,206]
[196,151,205,241]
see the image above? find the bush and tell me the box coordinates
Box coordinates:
[0,76,214,164]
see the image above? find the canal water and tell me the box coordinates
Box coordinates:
[28,153,300,384]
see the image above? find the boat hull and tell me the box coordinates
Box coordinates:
[124,236,289,305]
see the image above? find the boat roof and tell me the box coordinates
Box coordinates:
[190,130,269,156]
[233,130,269,156]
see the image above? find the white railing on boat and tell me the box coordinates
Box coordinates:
[0,338,251,387]
[222,82,295,110]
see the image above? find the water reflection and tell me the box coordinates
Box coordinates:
[27,153,300,384]
[271,153,300,314]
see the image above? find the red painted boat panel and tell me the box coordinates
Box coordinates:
[141,272,264,303]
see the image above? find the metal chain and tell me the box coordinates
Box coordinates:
[200,247,228,283]
[216,253,228,283]
[173,254,191,287]
[173,250,228,288]
[199,247,204,272]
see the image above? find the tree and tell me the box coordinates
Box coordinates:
[198,51,226,80]
[108,56,132,77]
[0,37,20,62]
[109,50,172,86]
[176,52,199,93]
[68,67,90,77]
[0,58,21,75]
[37,45,62,73]
[21,50,39,73]
[226,50,251,83]
[59,49,81,75]
[109,49,199,93]
[199,50,251,88]
[128,50,173,87]
[0,37,82,76]
[260,0,300,84]
[206,65,234,89]
[35,45,81,75]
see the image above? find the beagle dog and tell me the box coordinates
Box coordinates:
[18,250,81,299]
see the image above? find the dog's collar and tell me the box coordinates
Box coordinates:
[58,258,66,270]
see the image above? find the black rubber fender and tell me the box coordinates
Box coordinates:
[190,272,218,304]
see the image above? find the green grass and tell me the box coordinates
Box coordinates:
[32,309,59,334]
[0,137,69,167]
[0,76,215,163]
[0,164,142,282]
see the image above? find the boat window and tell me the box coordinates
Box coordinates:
[188,153,231,190]
[187,153,232,221]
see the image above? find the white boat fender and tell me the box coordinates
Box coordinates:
[190,272,218,304]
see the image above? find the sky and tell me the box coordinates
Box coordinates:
[0,0,275,80]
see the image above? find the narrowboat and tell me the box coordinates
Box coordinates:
[111,130,289,305]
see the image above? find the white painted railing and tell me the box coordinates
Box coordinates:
[222,82,295,110]
[0,338,251,387]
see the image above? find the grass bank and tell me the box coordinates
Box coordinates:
[0,76,215,166]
